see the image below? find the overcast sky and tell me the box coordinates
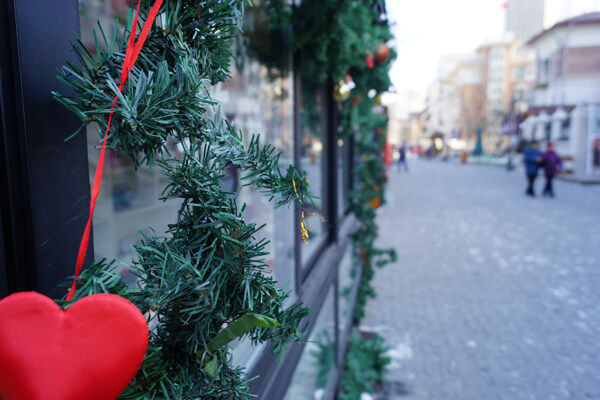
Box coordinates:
[387,0,504,93]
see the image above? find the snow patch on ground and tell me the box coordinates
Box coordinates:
[386,335,414,369]
[549,286,570,299]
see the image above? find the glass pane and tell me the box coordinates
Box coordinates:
[284,287,336,400]
[337,245,355,331]
[300,85,327,265]
[212,2,296,298]
[79,0,182,282]
[212,2,296,369]
[337,135,350,220]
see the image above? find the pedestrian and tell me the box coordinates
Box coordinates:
[539,141,562,197]
[523,140,541,197]
[398,142,409,172]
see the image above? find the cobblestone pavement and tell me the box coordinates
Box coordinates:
[363,160,600,400]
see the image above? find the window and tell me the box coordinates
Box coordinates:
[337,132,351,221]
[283,287,336,400]
[80,0,299,292]
[538,58,550,85]
[79,0,182,283]
[337,245,356,356]
[299,81,329,270]
[560,118,571,140]
[214,4,296,298]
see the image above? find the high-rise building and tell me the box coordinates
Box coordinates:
[505,0,546,42]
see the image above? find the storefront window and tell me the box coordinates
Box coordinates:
[300,85,328,265]
[212,3,296,298]
[284,287,336,400]
[213,3,296,368]
[79,0,182,283]
[337,246,355,331]
[79,0,296,292]
[337,135,350,220]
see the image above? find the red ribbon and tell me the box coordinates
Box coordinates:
[67,0,164,301]
[365,50,374,69]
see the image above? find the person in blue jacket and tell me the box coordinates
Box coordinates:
[523,141,541,196]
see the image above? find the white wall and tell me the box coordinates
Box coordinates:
[545,0,600,28]
[531,23,600,106]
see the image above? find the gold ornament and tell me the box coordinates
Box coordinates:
[292,178,326,244]
[375,93,383,105]
[333,80,351,101]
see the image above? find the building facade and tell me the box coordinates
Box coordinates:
[422,54,475,151]
[386,90,425,147]
[425,40,535,155]
[521,12,600,175]
[0,1,373,398]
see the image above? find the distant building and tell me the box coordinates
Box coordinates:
[443,54,484,151]
[475,36,536,153]
[508,46,537,114]
[424,54,475,146]
[521,12,600,175]
[477,37,515,152]
[386,90,425,147]
[454,56,486,151]
[425,37,536,155]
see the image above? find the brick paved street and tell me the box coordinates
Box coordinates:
[364,160,600,400]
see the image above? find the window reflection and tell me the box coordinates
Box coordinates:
[212,3,296,297]
[338,246,354,326]
[80,0,181,282]
[284,287,336,400]
[212,2,296,369]
[300,85,328,265]
[337,135,350,220]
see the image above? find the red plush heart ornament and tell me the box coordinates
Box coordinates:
[0,292,149,400]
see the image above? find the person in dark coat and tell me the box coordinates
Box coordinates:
[397,142,409,172]
[539,141,562,197]
[523,141,541,196]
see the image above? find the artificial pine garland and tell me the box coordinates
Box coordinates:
[54,1,311,398]
[265,0,397,326]
[53,0,397,397]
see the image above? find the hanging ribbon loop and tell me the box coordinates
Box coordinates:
[67,0,164,301]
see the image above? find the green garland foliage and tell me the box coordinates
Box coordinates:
[289,0,377,84]
[310,330,336,389]
[54,1,311,398]
[342,59,397,325]
[265,0,397,325]
[328,3,397,327]
[339,332,390,400]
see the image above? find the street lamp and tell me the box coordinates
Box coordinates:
[504,99,516,170]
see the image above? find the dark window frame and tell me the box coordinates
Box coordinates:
[296,78,338,287]
[0,0,92,298]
